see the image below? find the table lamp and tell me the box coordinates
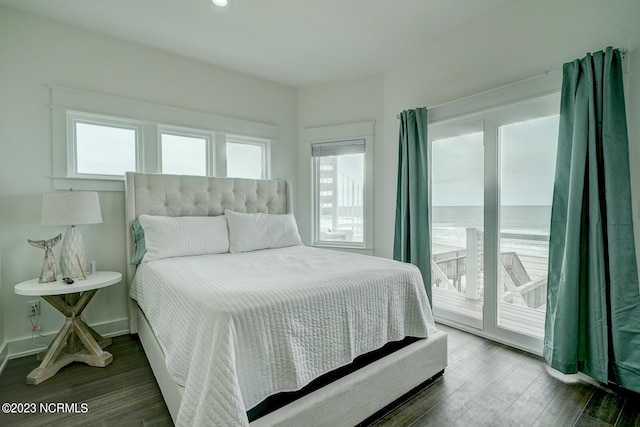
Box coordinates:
[41,189,102,279]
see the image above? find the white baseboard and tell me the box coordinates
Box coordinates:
[0,341,8,376]
[6,317,130,360]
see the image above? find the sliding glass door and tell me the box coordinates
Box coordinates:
[431,124,484,329]
[429,94,559,351]
[498,115,558,339]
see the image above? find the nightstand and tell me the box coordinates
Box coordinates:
[14,271,122,384]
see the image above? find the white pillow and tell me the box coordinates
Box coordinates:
[138,214,230,262]
[225,210,303,253]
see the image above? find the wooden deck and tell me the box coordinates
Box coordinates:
[432,287,546,338]
[432,231,548,339]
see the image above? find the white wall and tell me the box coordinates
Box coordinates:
[0,6,297,354]
[0,254,5,371]
[628,51,640,276]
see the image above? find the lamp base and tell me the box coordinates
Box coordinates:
[60,226,87,279]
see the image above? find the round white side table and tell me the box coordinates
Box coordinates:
[14,271,122,385]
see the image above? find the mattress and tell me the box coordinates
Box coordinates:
[130,245,437,426]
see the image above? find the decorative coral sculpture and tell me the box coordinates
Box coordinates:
[28,234,62,283]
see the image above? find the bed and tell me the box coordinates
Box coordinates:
[124,171,447,426]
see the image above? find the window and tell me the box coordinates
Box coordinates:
[304,121,373,250]
[51,86,278,191]
[431,127,484,328]
[69,112,141,178]
[312,139,366,247]
[428,73,561,353]
[498,115,558,338]
[430,112,558,338]
[226,136,270,179]
[160,127,213,176]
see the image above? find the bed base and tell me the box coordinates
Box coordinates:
[137,307,447,426]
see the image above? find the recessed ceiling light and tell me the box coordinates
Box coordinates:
[212,0,228,6]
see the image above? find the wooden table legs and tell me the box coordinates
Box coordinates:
[26,290,112,385]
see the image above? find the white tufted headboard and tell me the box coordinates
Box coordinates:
[124,172,293,333]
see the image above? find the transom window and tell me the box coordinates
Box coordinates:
[159,127,213,176]
[67,112,271,182]
[226,136,270,179]
[68,112,141,178]
[51,86,277,191]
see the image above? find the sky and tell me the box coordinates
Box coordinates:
[338,153,364,186]
[76,123,136,175]
[432,115,559,207]
[162,134,206,176]
[76,125,264,179]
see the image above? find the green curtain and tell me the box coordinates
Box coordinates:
[544,47,640,393]
[393,107,431,304]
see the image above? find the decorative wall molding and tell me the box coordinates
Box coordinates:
[49,85,279,191]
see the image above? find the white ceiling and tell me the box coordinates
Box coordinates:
[2,0,640,88]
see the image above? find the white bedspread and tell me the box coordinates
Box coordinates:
[130,246,437,426]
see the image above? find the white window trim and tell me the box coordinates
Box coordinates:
[66,111,144,181]
[50,85,277,191]
[303,121,374,251]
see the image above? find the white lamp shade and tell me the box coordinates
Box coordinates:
[41,191,102,226]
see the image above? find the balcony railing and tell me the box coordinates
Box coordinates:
[431,228,549,338]
[319,171,363,242]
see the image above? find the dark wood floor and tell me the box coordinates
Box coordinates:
[0,335,173,426]
[374,325,640,427]
[0,324,638,426]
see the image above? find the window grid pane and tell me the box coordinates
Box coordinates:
[498,115,559,338]
[431,132,484,327]
[227,142,264,179]
[75,122,136,176]
[161,133,207,176]
[316,153,364,244]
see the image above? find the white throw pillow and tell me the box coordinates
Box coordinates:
[225,210,303,253]
[138,214,230,262]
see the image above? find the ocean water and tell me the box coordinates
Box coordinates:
[432,205,551,257]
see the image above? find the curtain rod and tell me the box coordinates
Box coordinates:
[394,67,560,119]
[396,45,634,119]
[395,67,558,119]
